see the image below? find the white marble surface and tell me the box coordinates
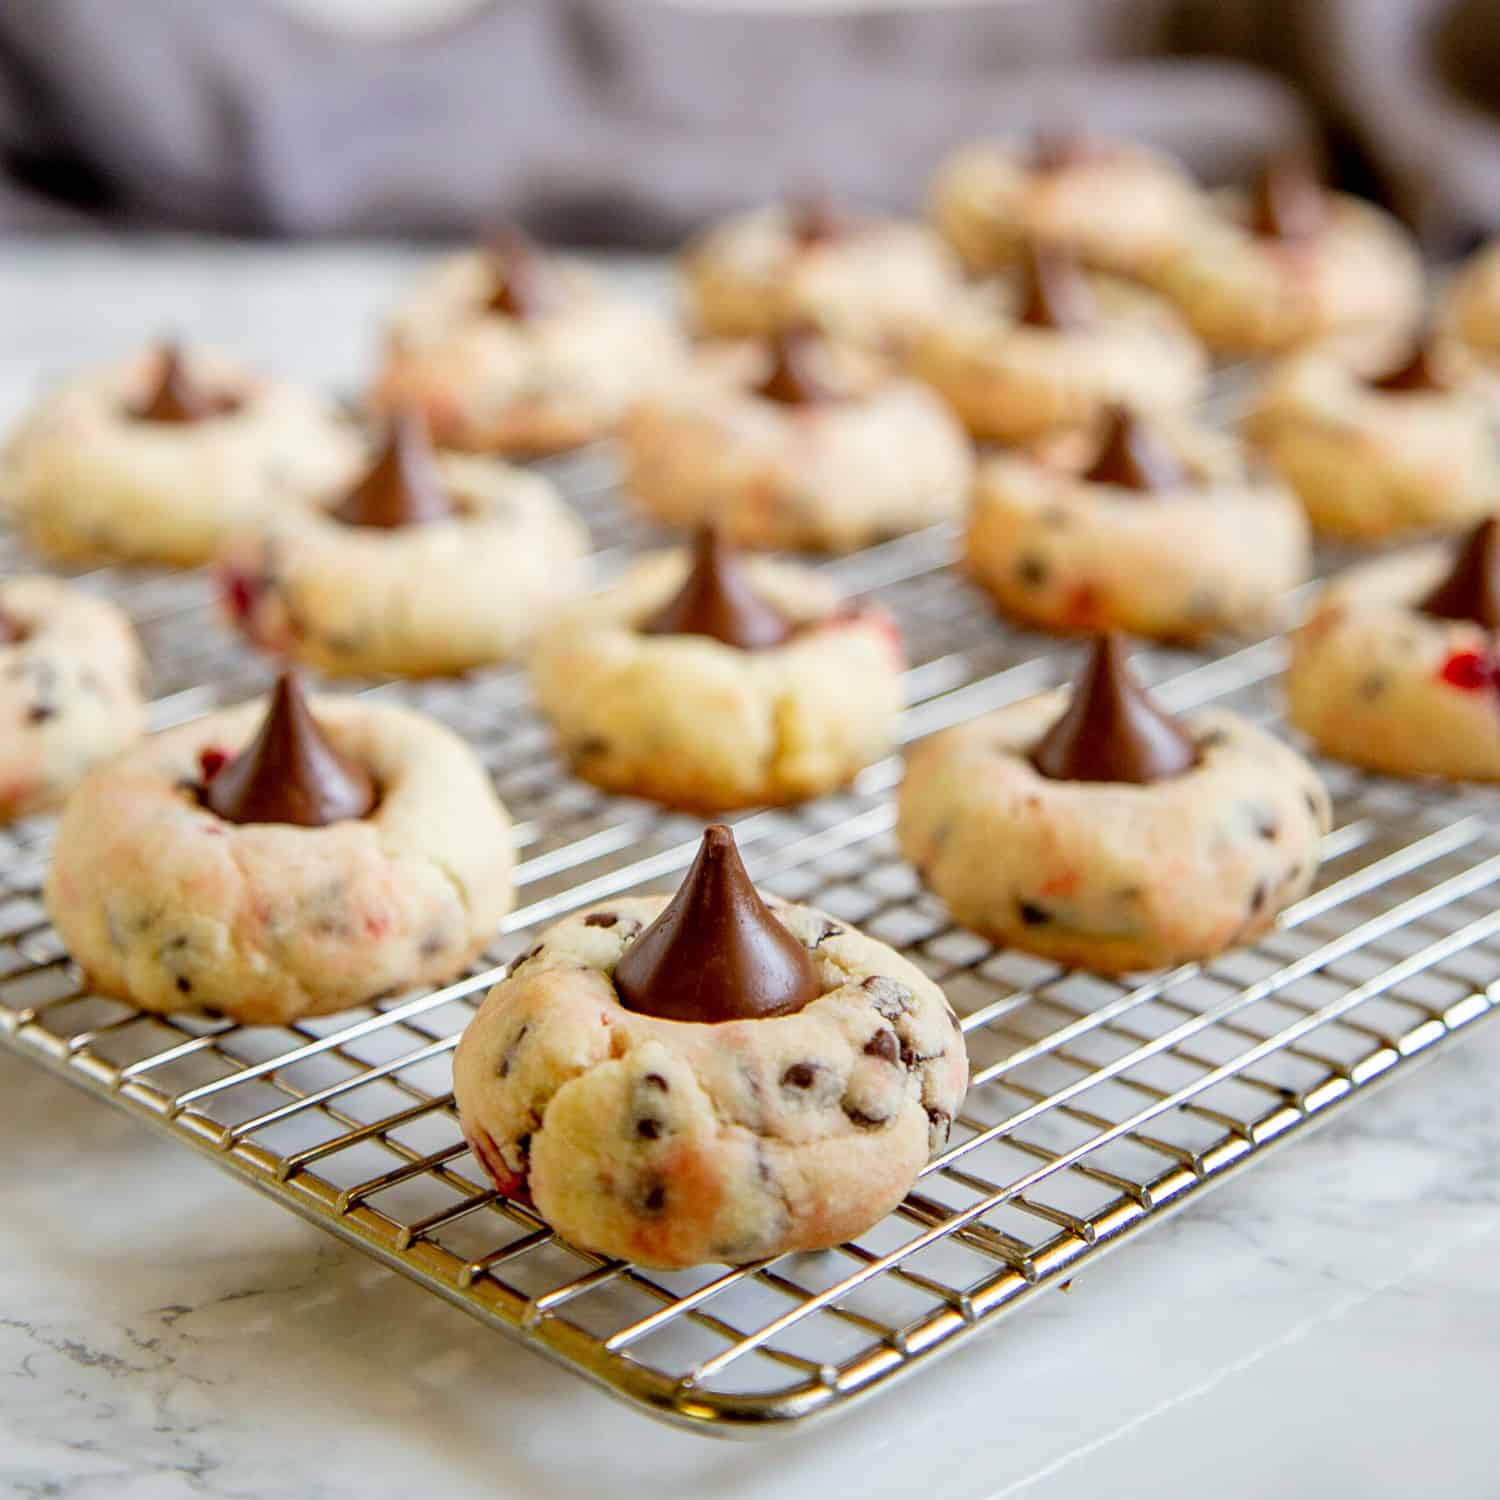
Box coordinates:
[1,240,1499,1499]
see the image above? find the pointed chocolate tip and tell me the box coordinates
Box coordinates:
[133,342,233,425]
[755,328,839,406]
[483,227,559,319]
[1031,633,1199,784]
[1420,517,1500,630]
[613,824,820,1024]
[329,410,453,530]
[788,190,852,248]
[640,527,793,651]
[1033,128,1094,173]
[1018,240,1094,331]
[1250,154,1326,242]
[204,671,376,827]
[1084,407,1186,492]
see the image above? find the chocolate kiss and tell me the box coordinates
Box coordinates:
[1250,155,1327,242]
[1032,633,1198,784]
[1018,240,1094,330]
[1372,341,1449,395]
[1084,406,1186,492]
[788,191,852,247]
[133,344,231,424]
[640,527,793,650]
[205,672,376,827]
[328,410,453,529]
[484,229,559,319]
[1420,517,1500,630]
[614,825,820,1024]
[756,329,839,406]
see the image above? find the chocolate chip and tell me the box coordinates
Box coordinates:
[584,912,619,928]
[1358,672,1389,702]
[926,1105,952,1140]
[636,1118,662,1140]
[1257,817,1280,841]
[782,1062,819,1090]
[863,1029,900,1063]
[418,931,448,958]
[1018,900,1051,927]
[843,1104,892,1128]
[175,975,192,994]
[572,737,611,759]
[809,920,844,948]
[641,1183,667,1214]
[1016,555,1049,587]
[861,976,912,1020]
[1249,880,1269,915]
[508,944,542,976]
[1197,730,1227,751]
[26,704,55,724]
[497,1022,529,1079]
[641,1072,668,1092]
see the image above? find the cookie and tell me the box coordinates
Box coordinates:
[529,529,905,811]
[0,576,146,821]
[682,197,961,352]
[371,237,681,456]
[967,407,1310,642]
[909,243,1207,444]
[620,332,973,552]
[1287,519,1500,781]
[1442,239,1500,368]
[45,674,514,1024]
[931,134,1200,279]
[1245,341,1500,541]
[1150,161,1423,373]
[221,412,589,676]
[2,343,361,567]
[899,635,1330,973]
[453,825,969,1268]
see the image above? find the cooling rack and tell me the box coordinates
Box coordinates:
[1,444,1496,1438]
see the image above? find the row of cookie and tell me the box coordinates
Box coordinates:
[31,624,1322,1268]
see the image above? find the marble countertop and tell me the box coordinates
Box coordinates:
[2,240,1498,1500]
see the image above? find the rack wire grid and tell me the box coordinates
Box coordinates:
[1,436,1497,1439]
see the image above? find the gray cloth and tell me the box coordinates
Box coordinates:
[0,0,1484,246]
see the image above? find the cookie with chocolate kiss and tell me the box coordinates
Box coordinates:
[1017,240,1094,330]
[329,410,453,529]
[133,343,238,425]
[1084,407,1186,492]
[204,672,376,827]
[1032,633,1198,784]
[484,228,561,319]
[613,824,819,1023]
[1421,516,1500,630]
[640,527,794,650]
[1250,155,1327,243]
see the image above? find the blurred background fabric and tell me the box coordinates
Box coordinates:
[0,0,1492,248]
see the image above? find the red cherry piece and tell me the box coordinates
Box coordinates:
[199,747,230,782]
[1436,649,1494,692]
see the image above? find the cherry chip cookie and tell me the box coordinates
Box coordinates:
[222,410,588,676]
[372,232,681,456]
[3,343,360,567]
[899,635,1330,974]
[0,576,146,821]
[530,528,904,811]
[682,194,961,353]
[46,673,513,1024]
[454,824,969,1268]
[1287,518,1500,782]
[621,330,973,552]
[968,407,1309,642]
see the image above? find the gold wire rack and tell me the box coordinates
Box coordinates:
[1,443,1496,1438]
